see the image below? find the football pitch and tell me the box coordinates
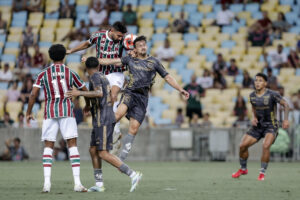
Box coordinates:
[0,161,299,200]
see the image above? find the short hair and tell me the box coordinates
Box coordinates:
[230,58,236,62]
[48,44,66,61]
[85,57,99,69]
[255,73,268,82]
[112,21,127,34]
[133,35,147,48]
[14,137,20,143]
[267,67,272,73]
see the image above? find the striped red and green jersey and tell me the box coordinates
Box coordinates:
[33,63,85,119]
[89,30,127,75]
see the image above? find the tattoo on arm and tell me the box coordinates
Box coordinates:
[79,87,103,98]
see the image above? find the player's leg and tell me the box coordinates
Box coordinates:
[41,119,59,192]
[232,133,257,178]
[60,117,86,192]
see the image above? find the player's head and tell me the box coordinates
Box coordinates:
[13,137,21,147]
[133,35,147,56]
[110,21,127,42]
[255,73,268,91]
[48,44,66,62]
[85,57,99,72]
[277,44,283,53]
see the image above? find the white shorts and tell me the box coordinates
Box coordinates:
[106,72,125,89]
[41,117,78,142]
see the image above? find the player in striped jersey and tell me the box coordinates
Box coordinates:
[26,44,89,193]
[67,21,128,153]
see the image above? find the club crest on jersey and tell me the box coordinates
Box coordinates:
[263,96,269,105]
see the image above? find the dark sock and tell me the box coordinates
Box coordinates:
[260,162,268,174]
[119,163,133,176]
[94,168,103,184]
[119,133,135,161]
[240,158,247,170]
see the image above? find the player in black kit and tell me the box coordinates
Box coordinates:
[232,73,290,181]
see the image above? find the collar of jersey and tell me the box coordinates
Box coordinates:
[106,30,112,41]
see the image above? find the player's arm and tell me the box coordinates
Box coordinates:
[98,58,123,66]
[279,98,290,129]
[164,74,189,100]
[67,40,91,54]
[26,87,40,124]
[67,86,103,98]
[251,104,258,126]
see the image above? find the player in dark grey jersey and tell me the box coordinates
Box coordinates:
[232,73,290,181]
[67,57,142,192]
[93,36,190,161]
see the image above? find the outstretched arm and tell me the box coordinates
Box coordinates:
[26,87,40,124]
[67,40,91,54]
[67,87,103,98]
[98,58,123,66]
[279,99,290,129]
[164,74,189,100]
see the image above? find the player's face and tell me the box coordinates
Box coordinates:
[254,76,267,90]
[135,40,147,56]
[111,30,125,42]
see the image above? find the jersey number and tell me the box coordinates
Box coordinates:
[52,79,67,98]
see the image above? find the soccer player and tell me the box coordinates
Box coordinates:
[232,73,290,181]
[26,44,89,192]
[67,21,128,151]
[93,35,190,161]
[67,57,142,192]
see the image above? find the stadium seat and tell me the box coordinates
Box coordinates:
[138,19,153,27]
[140,0,153,5]
[43,19,57,28]
[221,40,236,49]
[168,5,182,14]
[76,5,89,13]
[45,11,59,19]
[58,19,73,28]
[127,25,138,34]
[157,11,172,20]
[188,12,203,26]
[154,19,169,28]
[143,12,157,20]
[168,33,182,41]
[198,5,212,13]
[183,33,198,44]
[285,12,297,24]
[152,33,167,42]
[289,27,300,34]
[174,55,189,64]
[124,0,138,6]
[202,0,216,5]
[1,54,16,62]
[66,54,81,63]
[184,4,197,13]
[153,4,167,12]
[245,3,259,12]
[230,4,244,13]
[222,26,237,35]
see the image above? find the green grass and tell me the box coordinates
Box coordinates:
[0,161,300,200]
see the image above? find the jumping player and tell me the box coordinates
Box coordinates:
[232,73,290,181]
[26,44,89,192]
[67,57,142,192]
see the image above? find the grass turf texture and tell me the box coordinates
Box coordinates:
[0,161,299,200]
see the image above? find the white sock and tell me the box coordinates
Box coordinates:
[69,147,81,186]
[130,171,137,179]
[96,182,104,187]
[113,101,121,133]
[43,147,53,185]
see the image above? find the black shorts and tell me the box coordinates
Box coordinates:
[186,107,202,119]
[246,123,278,141]
[90,123,115,151]
[119,91,148,124]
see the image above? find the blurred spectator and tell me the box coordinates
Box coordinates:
[54,139,69,161]
[13,112,25,128]
[155,39,175,62]
[0,138,28,161]
[74,97,84,125]
[267,44,288,68]
[272,12,290,34]
[213,71,227,89]
[184,75,205,123]
[26,0,42,12]
[32,44,47,68]
[13,0,27,12]
[247,23,270,49]
[201,113,212,128]
[18,46,32,68]
[242,70,253,88]
[277,86,294,122]
[21,26,36,48]
[0,63,13,82]
[215,4,239,27]
[60,0,75,19]
[232,114,251,128]
[4,80,20,102]
[250,11,272,33]
[0,112,14,127]
[266,67,277,87]
[122,4,137,26]
[196,69,213,89]
[169,11,190,34]
[89,1,107,27]
[233,95,247,118]
[227,58,239,76]
[13,60,30,81]
[175,108,184,127]
[297,40,300,54]
[287,49,300,68]
[20,78,34,104]
[106,0,119,14]
[68,33,87,56]
[0,12,7,34]
[292,89,300,124]
[62,20,90,41]
[212,53,226,73]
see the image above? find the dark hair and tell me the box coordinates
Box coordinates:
[48,44,66,61]
[112,21,127,33]
[267,67,272,73]
[279,12,286,21]
[230,58,236,62]
[177,108,182,113]
[255,72,268,82]
[18,112,24,118]
[85,57,99,69]
[14,137,21,143]
[133,35,147,47]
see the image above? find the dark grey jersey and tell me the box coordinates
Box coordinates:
[249,89,283,125]
[89,72,116,127]
[121,55,169,94]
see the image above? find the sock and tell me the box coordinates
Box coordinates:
[43,147,53,185]
[69,147,81,186]
[94,168,103,187]
[240,158,247,170]
[119,163,136,178]
[113,101,121,134]
[260,162,268,174]
[119,133,135,161]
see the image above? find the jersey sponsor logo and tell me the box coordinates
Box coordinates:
[100,50,119,55]
[263,96,269,105]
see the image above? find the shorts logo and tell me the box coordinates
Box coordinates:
[125,143,131,151]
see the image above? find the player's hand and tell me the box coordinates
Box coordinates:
[66,50,72,55]
[26,114,34,125]
[180,89,190,100]
[83,105,91,116]
[128,50,136,57]
[81,56,87,63]
[282,120,289,129]
[66,88,80,97]
[252,118,258,126]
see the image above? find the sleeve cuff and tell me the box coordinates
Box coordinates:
[33,84,41,88]
[77,83,85,89]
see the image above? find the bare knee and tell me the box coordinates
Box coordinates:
[66,138,77,148]
[263,143,271,151]
[129,124,139,135]
[89,147,97,156]
[239,143,248,152]
[98,151,109,160]
[111,93,118,103]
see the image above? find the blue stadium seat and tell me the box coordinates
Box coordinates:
[188,13,203,26]
[280,0,294,6]
[199,48,214,57]
[263,68,279,76]
[180,69,194,84]
[89,26,100,33]
[230,4,244,13]
[0,47,2,56]
[39,42,52,48]
[30,68,42,76]
[175,55,189,64]
[221,40,236,49]
[0,82,8,90]
[152,33,166,42]
[23,103,40,115]
[252,11,262,19]
[259,54,271,63]
[213,4,222,12]
[0,0,12,6]
[143,12,157,20]
[13,11,27,20]
[124,0,138,6]
[76,5,88,13]
[1,54,16,62]
[235,75,243,84]
[296,20,300,26]
[0,35,6,43]
[61,0,75,5]
[285,12,298,24]
[75,18,89,28]
[184,4,197,13]
[155,118,172,125]
[207,54,217,62]
[232,19,246,29]
[296,68,300,76]
[283,47,290,55]
[5,42,20,48]
[66,54,81,63]
[164,83,175,92]
[127,25,138,34]
[290,26,300,34]
[11,20,26,27]
[45,12,59,19]
[168,5,182,15]
[153,4,167,12]
[205,12,216,19]
[183,33,198,44]
[245,3,259,12]
[140,0,153,5]
[154,19,169,28]
[222,26,237,35]
[109,12,123,24]
[170,61,186,71]
[202,0,216,5]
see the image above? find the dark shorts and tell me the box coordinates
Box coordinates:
[186,107,202,119]
[119,91,148,124]
[246,123,278,141]
[90,123,115,151]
